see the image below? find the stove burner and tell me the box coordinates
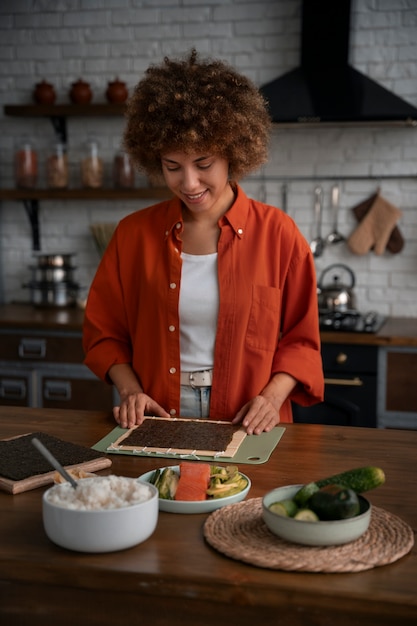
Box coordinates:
[319,310,386,333]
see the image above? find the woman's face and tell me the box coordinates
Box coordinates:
[161,151,232,216]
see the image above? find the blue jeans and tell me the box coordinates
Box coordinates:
[180,385,211,418]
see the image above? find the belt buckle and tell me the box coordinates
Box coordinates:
[189,372,197,389]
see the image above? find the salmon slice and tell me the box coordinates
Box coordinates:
[174,461,211,501]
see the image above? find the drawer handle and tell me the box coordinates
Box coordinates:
[336,352,348,364]
[0,379,26,400]
[324,377,364,387]
[44,380,72,401]
[18,338,46,359]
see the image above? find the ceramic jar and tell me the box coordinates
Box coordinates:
[69,79,93,104]
[33,80,56,105]
[105,78,128,103]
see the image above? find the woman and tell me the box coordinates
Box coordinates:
[83,50,324,435]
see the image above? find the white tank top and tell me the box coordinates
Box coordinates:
[179,252,219,372]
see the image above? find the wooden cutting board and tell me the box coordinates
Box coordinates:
[0,431,112,495]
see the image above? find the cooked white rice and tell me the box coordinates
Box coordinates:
[46,475,152,511]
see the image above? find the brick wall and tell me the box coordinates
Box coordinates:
[0,0,416,316]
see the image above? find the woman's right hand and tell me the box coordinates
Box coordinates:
[114,392,170,429]
[108,363,170,428]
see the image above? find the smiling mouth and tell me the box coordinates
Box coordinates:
[184,190,206,201]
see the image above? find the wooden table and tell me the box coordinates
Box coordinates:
[0,407,416,626]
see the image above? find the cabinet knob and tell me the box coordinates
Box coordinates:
[336,352,348,364]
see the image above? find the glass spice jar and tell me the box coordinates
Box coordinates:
[46,143,68,189]
[14,143,38,189]
[81,141,104,188]
[113,150,135,188]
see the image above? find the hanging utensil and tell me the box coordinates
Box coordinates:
[327,184,345,244]
[310,186,325,258]
[281,182,288,213]
[31,437,78,489]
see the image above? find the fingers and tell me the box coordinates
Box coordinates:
[233,396,280,435]
[114,393,170,429]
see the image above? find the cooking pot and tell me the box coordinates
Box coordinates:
[29,265,76,284]
[25,281,79,308]
[317,264,357,312]
[33,253,75,268]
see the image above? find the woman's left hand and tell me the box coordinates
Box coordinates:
[232,371,298,434]
[232,395,280,435]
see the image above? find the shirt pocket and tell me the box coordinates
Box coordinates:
[246,285,280,352]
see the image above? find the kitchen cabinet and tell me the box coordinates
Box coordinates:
[0,327,114,410]
[293,342,378,427]
[1,104,170,249]
[377,346,417,429]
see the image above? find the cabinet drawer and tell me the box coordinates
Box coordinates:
[39,373,113,411]
[0,331,84,364]
[0,370,32,407]
[322,344,378,374]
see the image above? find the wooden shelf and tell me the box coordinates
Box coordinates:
[0,187,171,201]
[1,104,171,251]
[4,103,125,117]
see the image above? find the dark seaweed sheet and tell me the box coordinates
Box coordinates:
[0,432,105,481]
[121,419,239,452]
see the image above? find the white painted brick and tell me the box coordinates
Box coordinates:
[0,0,417,315]
[111,8,160,25]
[160,7,211,23]
[63,12,108,28]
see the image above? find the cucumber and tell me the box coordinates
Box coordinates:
[294,466,385,507]
[308,484,360,520]
[294,508,319,522]
[269,499,299,518]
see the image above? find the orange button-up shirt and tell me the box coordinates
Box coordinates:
[83,184,324,422]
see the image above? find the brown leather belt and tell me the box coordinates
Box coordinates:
[180,369,213,388]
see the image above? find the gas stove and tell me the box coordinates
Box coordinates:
[319,310,387,333]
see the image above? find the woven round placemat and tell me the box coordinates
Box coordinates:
[203,498,414,573]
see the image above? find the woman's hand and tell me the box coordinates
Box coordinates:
[108,363,170,428]
[232,395,280,435]
[114,392,170,429]
[232,371,298,434]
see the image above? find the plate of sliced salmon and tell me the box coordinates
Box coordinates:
[138,462,251,514]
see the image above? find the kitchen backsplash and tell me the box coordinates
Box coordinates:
[0,0,416,317]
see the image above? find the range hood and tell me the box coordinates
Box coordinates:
[260,0,417,127]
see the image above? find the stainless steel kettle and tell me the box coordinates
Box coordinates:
[317,264,357,312]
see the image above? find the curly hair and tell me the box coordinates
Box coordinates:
[123,49,272,181]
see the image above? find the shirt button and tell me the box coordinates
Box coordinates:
[169,367,176,374]
[165,230,169,236]
[170,282,177,289]
[168,325,175,332]
[176,222,181,229]
[170,408,176,416]
[237,228,243,235]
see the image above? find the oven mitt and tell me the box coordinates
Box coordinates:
[351,192,405,254]
[347,192,402,256]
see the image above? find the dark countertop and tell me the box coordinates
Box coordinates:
[1,304,417,346]
[0,303,85,332]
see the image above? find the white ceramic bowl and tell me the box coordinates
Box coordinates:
[139,465,251,514]
[262,484,371,546]
[42,476,158,553]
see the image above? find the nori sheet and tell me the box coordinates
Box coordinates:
[0,431,105,481]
